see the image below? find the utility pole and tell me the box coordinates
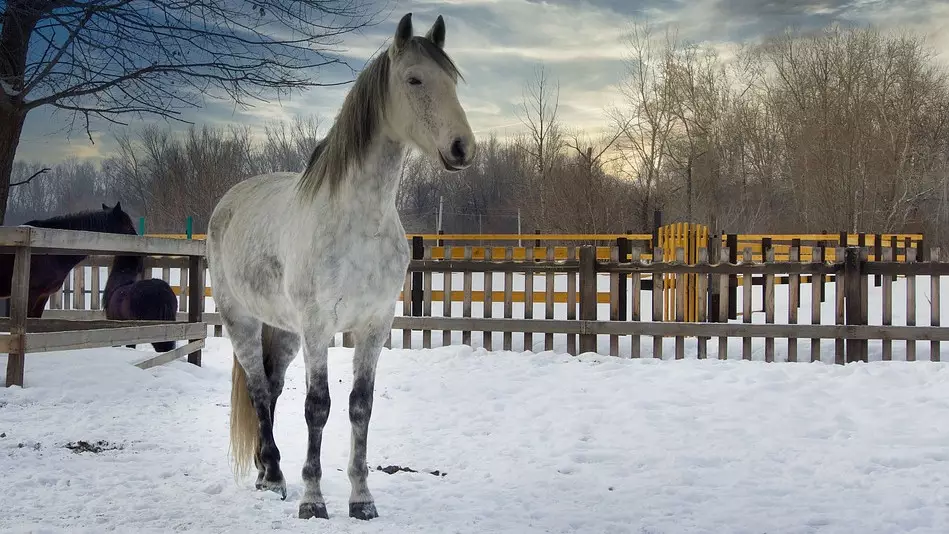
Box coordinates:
[437,196,444,234]
[517,207,522,247]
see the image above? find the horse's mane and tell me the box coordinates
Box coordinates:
[25,209,117,233]
[298,36,461,198]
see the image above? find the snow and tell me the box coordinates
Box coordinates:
[4,338,949,533]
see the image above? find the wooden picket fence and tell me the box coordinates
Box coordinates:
[42,236,943,364]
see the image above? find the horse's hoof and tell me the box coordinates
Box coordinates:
[349,502,378,520]
[299,502,329,520]
[255,479,287,500]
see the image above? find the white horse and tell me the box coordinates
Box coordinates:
[206,13,475,521]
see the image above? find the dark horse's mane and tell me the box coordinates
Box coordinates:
[25,209,121,233]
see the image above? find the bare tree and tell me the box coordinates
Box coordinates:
[516,64,563,229]
[0,0,385,222]
[609,22,677,230]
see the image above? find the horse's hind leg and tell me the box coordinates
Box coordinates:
[346,317,391,520]
[223,307,288,498]
[254,324,300,487]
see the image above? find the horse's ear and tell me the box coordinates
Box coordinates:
[391,13,413,56]
[425,15,445,49]
[102,203,110,210]
[114,201,122,212]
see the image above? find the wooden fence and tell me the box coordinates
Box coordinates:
[1,227,207,387]
[35,236,941,366]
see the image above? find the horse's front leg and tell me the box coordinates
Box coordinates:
[347,320,389,520]
[299,334,332,520]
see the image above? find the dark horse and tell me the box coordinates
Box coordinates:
[103,254,179,352]
[0,203,138,317]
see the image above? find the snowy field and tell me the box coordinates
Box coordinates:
[3,337,949,533]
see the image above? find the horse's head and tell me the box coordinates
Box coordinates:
[101,202,138,236]
[385,13,476,172]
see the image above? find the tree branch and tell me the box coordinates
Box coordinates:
[11,167,51,187]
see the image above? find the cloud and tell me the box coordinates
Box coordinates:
[13,0,949,166]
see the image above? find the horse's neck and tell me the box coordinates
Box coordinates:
[338,135,405,212]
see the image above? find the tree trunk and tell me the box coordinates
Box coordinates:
[0,107,26,224]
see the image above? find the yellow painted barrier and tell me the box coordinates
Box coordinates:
[658,222,708,322]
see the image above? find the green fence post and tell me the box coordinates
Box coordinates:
[186,216,193,239]
[139,217,145,235]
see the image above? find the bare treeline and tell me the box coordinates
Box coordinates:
[8,24,949,246]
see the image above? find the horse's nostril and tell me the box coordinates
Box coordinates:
[450,138,466,161]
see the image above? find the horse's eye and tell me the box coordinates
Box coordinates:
[408,77,422,86]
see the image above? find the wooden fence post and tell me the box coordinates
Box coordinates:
[844,247,867,363]
[617,237,629,322]
[726,233,738,319]
[709,234,721,322]
[411,236,424,317]
[187,255,205,366]
[874,234,883,287]
[578,246,597,354]
[5,243,31,387]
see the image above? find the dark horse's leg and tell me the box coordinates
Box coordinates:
[28,294,50,318]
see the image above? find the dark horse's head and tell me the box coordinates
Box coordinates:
[24,202,138,237]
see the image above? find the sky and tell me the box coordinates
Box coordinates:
[14,0,949,165]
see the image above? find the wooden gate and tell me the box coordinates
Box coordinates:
[658,222,709,322]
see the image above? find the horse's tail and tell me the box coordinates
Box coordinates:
[229,353,256,479]
[229,323,278,479]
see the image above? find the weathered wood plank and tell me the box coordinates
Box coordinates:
[5,245,31,387]
[24,322,207,353]
[835,247,845,364]
[402,266,412,349]
[423,246,433,349]
[630,248,641,359]
[652,246,663,360]
[187,256,205,366]
[697,248,708,359]
[742,248,752,361]
[462,246,473,346]
[25,227,206,256]
[675,247,686,360]
[0,317,176,332]
[73,266,85,310]
[566,246,577,355]
[609,246,620,357]
[764,248,775,363]
[882,247,893,361]
[931,248,941,363]
[787,247,799,362]
[134,339,206,370]
[811,246,822,363]
[90,265,101,310]
[391,316,949,341]
[503,247,513,351]
[524,246,534,351]
[442,245,453,348]
[578,247,597,354]
[906,247,917,362]
[481,248,491,351]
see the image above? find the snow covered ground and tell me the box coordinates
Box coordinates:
[3,338,949,533]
